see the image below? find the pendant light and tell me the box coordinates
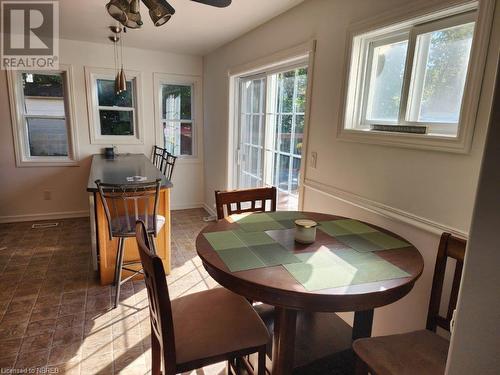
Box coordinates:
[109,26,126,95]
[117,28,127,94]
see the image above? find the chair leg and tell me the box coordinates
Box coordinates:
[257,347,266,375]
[151,329,161,375]
[114,237,125,309]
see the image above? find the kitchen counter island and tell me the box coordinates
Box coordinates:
[87,153,173,284]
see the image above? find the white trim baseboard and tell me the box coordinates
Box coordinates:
[170,202,205,211]
[203,203,216,217]
[303,178,468,238]
[0,210,89,224]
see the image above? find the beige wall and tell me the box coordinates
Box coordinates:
[202,0,500,335]
[0,39,204,222]
[446,51,500,375]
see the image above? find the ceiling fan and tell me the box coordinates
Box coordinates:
[106,0,232,28]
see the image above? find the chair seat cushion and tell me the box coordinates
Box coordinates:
[353,330,449,375]
[172,287,270,366]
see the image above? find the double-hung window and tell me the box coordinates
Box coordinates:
[154,73,200,158]
[340,2,492,152]
[7,65,78,166]
[161,84,194,156]
[85,67,143,144]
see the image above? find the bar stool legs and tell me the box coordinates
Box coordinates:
[113,234,157,309]
[114,237,126,309]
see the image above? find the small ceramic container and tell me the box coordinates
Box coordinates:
[294,219,318,244]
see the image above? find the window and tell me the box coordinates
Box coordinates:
[161,84,193,156]
[7,65,78,166]
[340,1,492,152]
[85,67,143,144]
[153,73,201,159]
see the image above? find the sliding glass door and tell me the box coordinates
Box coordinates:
[236,65,308,210]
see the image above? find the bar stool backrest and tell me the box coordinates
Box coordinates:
[152,146,167,170]
[161,152,177,181]
[95,179,161,239]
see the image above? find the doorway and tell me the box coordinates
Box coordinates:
[235,64,308,210]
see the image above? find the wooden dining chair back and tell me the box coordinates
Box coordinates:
[136,221,177,375]
[136,221,269,375]
[215,187,277,220]
[160,152,177,181]
[426,232,466,332]
[152,146,167,170]
[353,232,467,375]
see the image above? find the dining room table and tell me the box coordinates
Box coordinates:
[196,211,424,375]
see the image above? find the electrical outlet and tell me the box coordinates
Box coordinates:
[43,190,52,200]
[310,152,318,168]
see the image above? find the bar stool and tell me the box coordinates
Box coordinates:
[160,151,177,180]
[95,178,164,308]
[151,145,167,170]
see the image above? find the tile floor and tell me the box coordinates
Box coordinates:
[0,208,226,375]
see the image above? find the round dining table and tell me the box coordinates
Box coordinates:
[196,211,424,375]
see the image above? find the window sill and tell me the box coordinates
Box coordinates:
[16,159,80,168]
[90,135,144,145]
[337,128,471,154]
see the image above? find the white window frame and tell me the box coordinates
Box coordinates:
[153,73,202,161]
[85,66,144,145]
[338,0,495,153]
[7,64,79,167]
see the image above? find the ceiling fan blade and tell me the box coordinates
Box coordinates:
[190,0,232,8]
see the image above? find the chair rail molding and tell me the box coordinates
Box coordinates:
[303,178,468,238]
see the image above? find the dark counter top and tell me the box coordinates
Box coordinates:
[86,154,173,192]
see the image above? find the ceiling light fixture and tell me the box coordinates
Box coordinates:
[105,0,232,28]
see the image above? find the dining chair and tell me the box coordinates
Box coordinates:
[135,221,270,375]
[215,187,277,220]
[95,179,164,308]
[151,145,167,170]
[160,151,177,181]
[353,232,467,375]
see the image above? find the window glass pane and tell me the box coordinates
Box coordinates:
[294,115,304,155]
[22,73,65,116]
[278,155,290,191]
[180,123,193,156]
[252,80,263,113]
[291,157,301,194]
[241,115,251,144]
[366,40,408,122]
[27,118,68,156]
[296,68,308,113]
[250,147,260,176]
[164,122,178,155]
[22,73,63,97]
[279,71,295,113]
[97,79,133,107]
[280,115,292,153]
[162,84,191,120]
[410,22,474,123]
[251,115,261,146]
[99,110,134,135]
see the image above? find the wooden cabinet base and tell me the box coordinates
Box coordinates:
[95,188,171,285]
